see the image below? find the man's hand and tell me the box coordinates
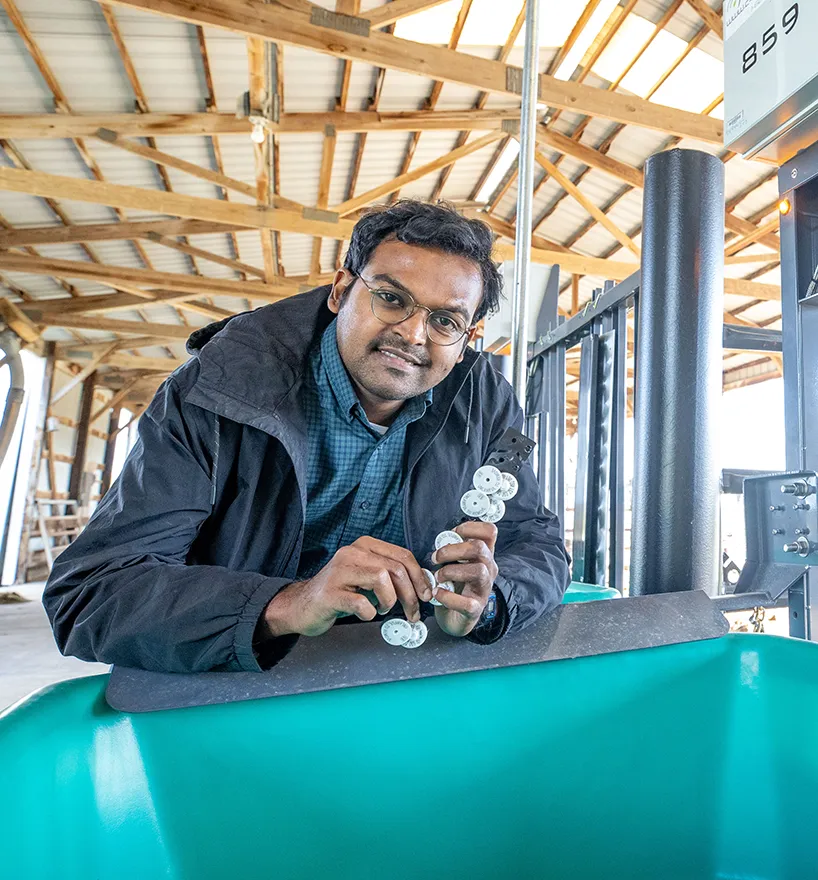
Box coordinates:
[260,537,432,638]
[431,522,499,638]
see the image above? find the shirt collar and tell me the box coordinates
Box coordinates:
[319,319,433,427]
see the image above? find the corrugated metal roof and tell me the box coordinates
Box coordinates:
[0,0,784,391]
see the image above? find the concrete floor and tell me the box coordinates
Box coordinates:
[0,582,108,712]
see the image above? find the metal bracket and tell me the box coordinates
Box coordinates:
[310,7,371,37]
[302,207,340,224]
[484,427,536,476]
[731,471,818,609]
[505,67,523,96]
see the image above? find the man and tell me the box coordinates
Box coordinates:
[44,201,570,673]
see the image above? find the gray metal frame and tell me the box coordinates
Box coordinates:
[527,271,786,599]
[777,141,818,638]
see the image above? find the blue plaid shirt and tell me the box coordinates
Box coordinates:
[297,320,433,579]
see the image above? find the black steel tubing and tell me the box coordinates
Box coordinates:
[630,149,723,596]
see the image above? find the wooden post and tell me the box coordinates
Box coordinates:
[15,341,56,583]
[69,371,96,501]
[100,405,121,497]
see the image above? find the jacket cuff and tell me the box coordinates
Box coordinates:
[233,577,298,672]
[467,579,512,645]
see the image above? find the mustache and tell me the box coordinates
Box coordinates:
[370,333,431,366]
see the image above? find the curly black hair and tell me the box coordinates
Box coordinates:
[343,200,503,324]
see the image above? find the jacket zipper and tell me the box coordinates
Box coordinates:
[402,362,476,555]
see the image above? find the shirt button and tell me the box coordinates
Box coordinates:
[360,501,370,510]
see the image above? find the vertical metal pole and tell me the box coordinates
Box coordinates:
[511,0,540,407]
[630,149,723,597]
[607,302,628,595]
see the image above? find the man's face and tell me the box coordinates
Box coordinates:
[327,240,483,404]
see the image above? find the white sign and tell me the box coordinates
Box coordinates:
[724,0,766,39]
[724,0,817,150]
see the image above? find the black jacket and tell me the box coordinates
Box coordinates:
[43,287,570,672]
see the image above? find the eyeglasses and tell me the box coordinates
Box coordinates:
[355,274,471,346]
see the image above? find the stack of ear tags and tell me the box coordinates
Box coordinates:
[380,618,427,649]
[381,454,523,647]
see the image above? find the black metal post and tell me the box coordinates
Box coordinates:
[607,302,628,595]
[630,148,723,596]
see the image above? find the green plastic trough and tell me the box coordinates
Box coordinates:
[1,633,816,879]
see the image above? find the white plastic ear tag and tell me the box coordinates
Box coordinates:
[473,465,502,495]
[434,530,463,550]
[495,472,518,501]
[481,496,506,524]
[381,619,413,646]
[430,580,455,607]
[461,489,490,519]
[402,621,428,649]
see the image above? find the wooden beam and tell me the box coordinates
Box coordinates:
[38,289,230,317]
[548,0,601,75]
[95,128,258,200]
[390,0,474,203]
[51,343,120,405]
[94,0,724,144]
[90,376,144,425]
[366,0,452,28]
[723,278,780,301]
[431,0,525,201]
[69,372,97,501]
[333,131,503,216]
[144,233,267,279]
[492,242,639,279]
[724,216,780,257]
[685,0,723,38]
[0,218,245,249]
[0,109,524,139]
[56,337,168,357]
[100,404,121,497]
[725,253,780,265]
[0,168,355,239]
[0,297,42,344]
[492,241,780,299]
[475,210,571,253]
[104,352,182,372]
[536,126,781,252]
[534,150,641,257]
[0,253,302,302]
[536,127,644,189]
[311,124,337,276]
[23,312,193,339]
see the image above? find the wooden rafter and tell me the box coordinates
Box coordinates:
[94,129,258,201]
[333,132,503,216]
[0,109,526,139]
[366,0,452,28]
[533,150,641,257]
[685,0,723,38]
[21,312,193,339]
[0,253,310,303]
[431,1,525,202]
[0,168,355,238]
[94,0,724,144]
[0,219,246,249]
[390,0,474,204]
